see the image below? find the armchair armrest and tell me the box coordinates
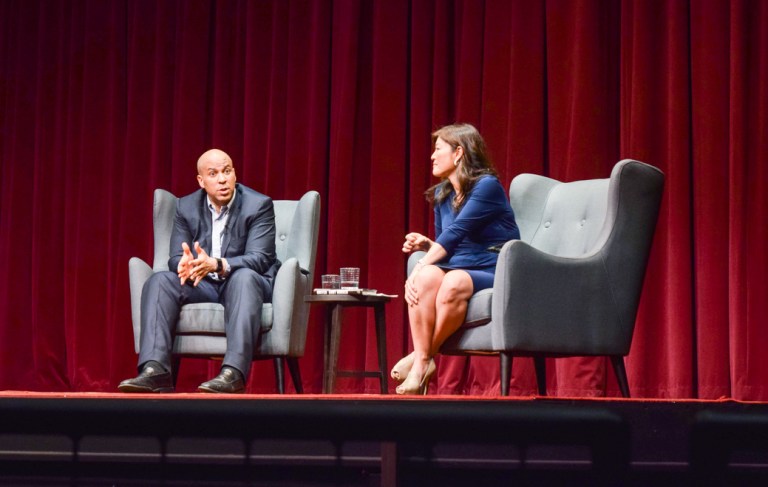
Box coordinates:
[270,257,310,356]
[128,257,153,353]
[406,251,427,275]
[491,241,631,356]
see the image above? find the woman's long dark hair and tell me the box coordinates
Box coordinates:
[426,123,498,210]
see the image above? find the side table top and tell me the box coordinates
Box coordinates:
[305,292,397,304]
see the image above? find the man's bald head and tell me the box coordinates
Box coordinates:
[197,149,233,174]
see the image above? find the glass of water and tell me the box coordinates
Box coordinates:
[340,267,360,290]
[321,274,341,289]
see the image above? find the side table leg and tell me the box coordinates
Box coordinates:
[322,305,333,394]
[374,304,388,394]
[326,304,344,394]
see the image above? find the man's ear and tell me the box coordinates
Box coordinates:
[197,174,204,188]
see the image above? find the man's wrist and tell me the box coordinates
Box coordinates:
[217,258,230,277]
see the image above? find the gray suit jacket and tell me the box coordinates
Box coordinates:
[168,183,279,287]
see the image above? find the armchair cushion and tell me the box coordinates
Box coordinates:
[177,303,274,335]
[527,179,609,258]
[464,289,493,328]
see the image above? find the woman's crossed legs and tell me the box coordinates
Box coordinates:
[401,265,474,392]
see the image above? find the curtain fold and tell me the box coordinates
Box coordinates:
[727,0,768,401]
[1,0,766,399]
[619,0,695,398]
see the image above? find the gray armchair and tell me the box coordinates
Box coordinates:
[408,160,664,397]
[128,189,321,393]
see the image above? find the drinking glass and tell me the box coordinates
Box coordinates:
[340,267,360,290]
[321,274,341,289]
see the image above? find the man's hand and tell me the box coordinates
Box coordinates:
[177,242,195,285]
[189,242,217,287]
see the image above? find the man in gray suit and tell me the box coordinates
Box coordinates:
[119,148,279,394]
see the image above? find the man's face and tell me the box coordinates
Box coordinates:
[197,152,236,209]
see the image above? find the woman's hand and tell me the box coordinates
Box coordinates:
[404,269,419,306]
[402,232,432,253]
[404,259,426,306]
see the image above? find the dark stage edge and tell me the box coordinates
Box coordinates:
[0,394,767,486]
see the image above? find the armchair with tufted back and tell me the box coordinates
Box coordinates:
[128,189,321,393]
[408,160,664,397]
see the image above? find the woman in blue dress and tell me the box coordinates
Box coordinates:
[394,123,520,395]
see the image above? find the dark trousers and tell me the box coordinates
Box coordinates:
[138,268,268,379]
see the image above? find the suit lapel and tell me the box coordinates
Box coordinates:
[198,190,213,254]
[220,185,242,257]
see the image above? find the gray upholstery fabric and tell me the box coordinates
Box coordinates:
[435,160,664,362]
[128,190,321,362]
[151,191,177,272]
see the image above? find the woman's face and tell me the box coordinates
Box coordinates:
[431,137,460,179]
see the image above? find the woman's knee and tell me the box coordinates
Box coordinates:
[412,266,444,294]
[436,271,473,305]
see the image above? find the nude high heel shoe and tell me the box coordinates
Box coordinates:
[395,359,436,395]
[391,352,415,382]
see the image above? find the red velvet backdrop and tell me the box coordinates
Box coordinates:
[1,0,766,399]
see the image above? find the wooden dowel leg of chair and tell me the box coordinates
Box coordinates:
[286,357,303,394]
[534,357,547,396]
[611,355,630,398]
[171,356,181,388]
[274,357,285,394]
[500,353,512,396]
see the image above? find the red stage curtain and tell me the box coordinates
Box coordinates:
[1,0,766,399]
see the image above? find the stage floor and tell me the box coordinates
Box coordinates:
[0,392,766,486]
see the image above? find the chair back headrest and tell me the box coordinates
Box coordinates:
[152,189,178,271]
[151,189,321,276]
[510,175,609,258]
[510,160,663,260]
[274,191,321,275]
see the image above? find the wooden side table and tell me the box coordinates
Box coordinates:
[305,293,395,394]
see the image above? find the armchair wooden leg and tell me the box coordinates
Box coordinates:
[610,355,630,398]
[273,357,285,394]
[286,357,303,394]
[171,356,182,388]
[534,357,547,396]
[500,353,512,396]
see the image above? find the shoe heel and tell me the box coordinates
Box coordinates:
[419,365,433,395]
[395,357,436,395]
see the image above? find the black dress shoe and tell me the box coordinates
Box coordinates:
[118,362,174,393]
[198,366,245,394]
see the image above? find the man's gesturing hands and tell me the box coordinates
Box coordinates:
[177,242,218,286]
